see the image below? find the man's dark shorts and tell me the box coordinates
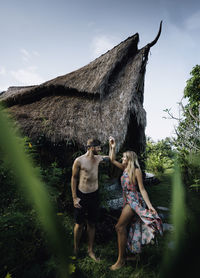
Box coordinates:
[74,189,100,224]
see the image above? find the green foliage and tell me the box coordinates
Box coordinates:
[0,159,18,210]
[98,172,112,209]
[145,137,174,175]
[170,163,186,251]
[74,240,164,278]
[147,171,172,209]
[159,158,200,278]
[163,65,200,192]
[184,64,200,107]
[40,161,66,205]
[5,273,12,278]
[175,148,200,190]
[0,154,48,277]
[72,150,84,160]
[178,65,199,150]
[169,65,200,189]
[160,161,186,278]
[187,153,200,191]
[0,210,45,278]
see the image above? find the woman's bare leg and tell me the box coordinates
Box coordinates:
[110,204,134,270]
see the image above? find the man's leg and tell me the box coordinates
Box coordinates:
[86,190,100,261]
[87,222,99,261]
[74,223,84,255]
[74,190,85,255]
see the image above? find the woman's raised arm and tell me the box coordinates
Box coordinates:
[109,137,124,170]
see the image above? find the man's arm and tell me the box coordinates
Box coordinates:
[101,156,110,162]
[99,145,112,163]
[71,159,81,208]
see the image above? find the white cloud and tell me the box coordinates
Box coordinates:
[33,51,40,56]
[185,10,200,30]
[0,67,8,91]
[10,67,44,85]
[20,48,31,62]
[91,35,117,58]
[20,48,40,62]
[0,67,6,75]
[0,85,9,92]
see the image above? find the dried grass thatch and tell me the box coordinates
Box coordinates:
[1,22,162,153]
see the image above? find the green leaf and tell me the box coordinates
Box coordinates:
[190,184,200,188]
[5,273,12,278]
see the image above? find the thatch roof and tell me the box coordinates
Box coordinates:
[1,22,162,152]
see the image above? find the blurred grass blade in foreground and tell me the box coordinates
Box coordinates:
[160,161,186,278]
[0,106,71,278]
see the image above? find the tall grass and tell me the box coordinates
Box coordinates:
[160,161,188,278]
[0,106,71,278]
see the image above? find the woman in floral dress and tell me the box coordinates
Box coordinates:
[109,137,163,270]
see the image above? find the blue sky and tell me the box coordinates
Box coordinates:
[1,0,200,140]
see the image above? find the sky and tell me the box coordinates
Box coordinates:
[0,0,200,141]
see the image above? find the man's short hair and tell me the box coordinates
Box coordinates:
[87,139,101,148]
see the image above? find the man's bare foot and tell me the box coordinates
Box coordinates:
[110,260,125,270]
[88,251,100,262]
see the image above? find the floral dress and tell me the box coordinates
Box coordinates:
[121,171,163,254]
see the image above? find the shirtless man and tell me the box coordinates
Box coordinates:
[71,138,109,261]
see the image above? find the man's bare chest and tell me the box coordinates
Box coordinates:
[80,158,99,176]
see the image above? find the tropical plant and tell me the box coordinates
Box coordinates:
[164,65,200,188]
[145,137,174,174]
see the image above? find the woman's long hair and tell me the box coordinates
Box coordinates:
[124,151,141,184]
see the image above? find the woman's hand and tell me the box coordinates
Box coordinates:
[148,205,157,214]
[109,136,116,148]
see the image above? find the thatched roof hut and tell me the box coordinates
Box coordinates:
[1,23,162,156]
